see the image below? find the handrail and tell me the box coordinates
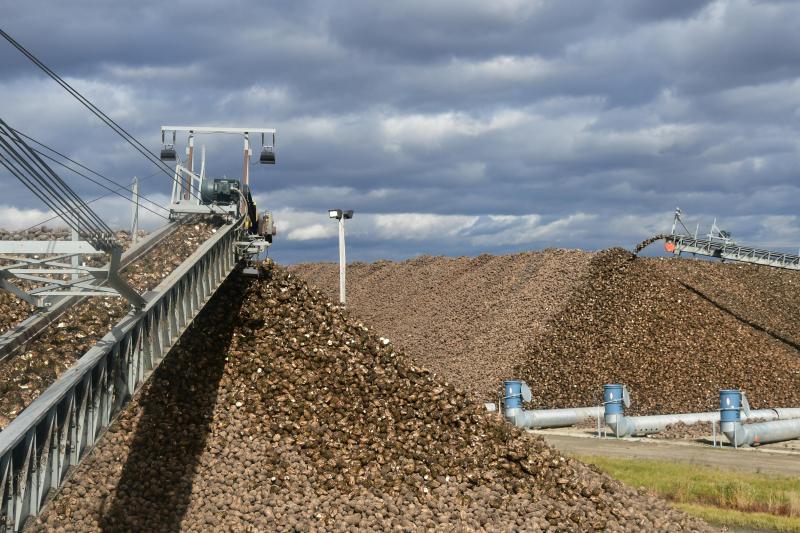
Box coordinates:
[0,217,242,532]
[0,220,181,363]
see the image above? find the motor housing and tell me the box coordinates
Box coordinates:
[200,178,240,205]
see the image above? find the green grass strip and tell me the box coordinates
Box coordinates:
[675,503,800,532]
[578,455,800,530]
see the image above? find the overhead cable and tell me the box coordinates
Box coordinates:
[0,29,211,211]
[8,127,170,215]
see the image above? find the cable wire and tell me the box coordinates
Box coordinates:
[0,129,168,221]
[0,119,115,248]
[0,29,211,211]
[17,169,164,233]
[7,127,170,215]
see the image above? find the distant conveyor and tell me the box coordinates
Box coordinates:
[640,208,800,271]
[665,234,800,271]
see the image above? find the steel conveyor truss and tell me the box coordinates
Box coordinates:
[663,208,800,271]
[665,234,800,271]
[0,217,245,532]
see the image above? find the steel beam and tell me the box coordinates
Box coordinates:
[0,218,243,532]
[0,221,180,363]
[666,235,800,271]
[0,241,103,255]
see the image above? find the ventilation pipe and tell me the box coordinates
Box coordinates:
[720,389,800,447]
[604,384,800,438]
[502,380,600,429]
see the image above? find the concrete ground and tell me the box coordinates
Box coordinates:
[534,427,800,477]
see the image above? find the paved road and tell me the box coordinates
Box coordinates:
[538,432,800,477]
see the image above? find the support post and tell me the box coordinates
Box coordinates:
[242,133,250,188]
[70,229,79,282]
[130,177,139,245]
[339,217,346,305]
[184,134,194,200]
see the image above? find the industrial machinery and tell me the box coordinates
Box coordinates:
[0,125,280,531]
[0,28,287,531]
[643,208,800,271]
[160,125,278,257]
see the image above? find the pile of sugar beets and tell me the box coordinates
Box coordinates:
[34,261,712,532]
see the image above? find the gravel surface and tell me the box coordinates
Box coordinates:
[290,249,594,402]
[0,220,220,429]
[33,262,712,532]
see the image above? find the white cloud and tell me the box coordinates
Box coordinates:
[0,205,54,231]
[105,63,204,81]
[372,213,477,240]
[470,213,597,247]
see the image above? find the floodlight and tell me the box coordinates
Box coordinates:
[259,145,275,164]
[160,145,177,161]
[329,209,342,219]
[343,210,354,219]
[260,132,276,164]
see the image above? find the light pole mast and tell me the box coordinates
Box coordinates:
[329,209,354,305]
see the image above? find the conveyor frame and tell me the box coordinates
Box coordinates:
[0,221,181,364]
[0,218,242,532]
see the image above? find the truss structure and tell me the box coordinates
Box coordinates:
[0,238,145,308]
[665,208,800,271]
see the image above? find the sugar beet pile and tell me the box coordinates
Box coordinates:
[291,250,593,401]
[33,263,710,531]
[293,248,800,415]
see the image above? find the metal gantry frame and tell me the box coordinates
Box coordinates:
[0,221,180,364]
[665,208,800,271]
[0,241,145,308]
[0,218,243,532]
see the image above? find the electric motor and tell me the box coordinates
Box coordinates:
[200,178,240,205]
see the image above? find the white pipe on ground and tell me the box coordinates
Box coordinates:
[720,390,800,447]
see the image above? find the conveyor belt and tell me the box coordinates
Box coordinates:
[665,234,800,271]
[0,217,244,532]
[0,220,182,363]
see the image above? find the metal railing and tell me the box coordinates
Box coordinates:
[0,219,241,532]
[666,234,800,271]
[0,220,181,363]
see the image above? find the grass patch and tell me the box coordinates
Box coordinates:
[579,455,800,531]
[675,503,800,532]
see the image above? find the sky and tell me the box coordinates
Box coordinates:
[1,0,799,264]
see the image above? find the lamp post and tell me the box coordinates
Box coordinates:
[328,209,354,305]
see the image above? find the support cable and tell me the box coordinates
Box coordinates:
[0,29,211,211]
[16,169,163,233]
[0,132,105,237]
[31,151,169,221]
[4,127,170,216]
[0,120,114,249]
[0,122,112,236]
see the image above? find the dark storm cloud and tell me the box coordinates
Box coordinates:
[1,0,799,264]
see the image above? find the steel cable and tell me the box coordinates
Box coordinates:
[1,122,112,236]
[0,121,114,247]
[0,29,211,211]
[5,128,170,216]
